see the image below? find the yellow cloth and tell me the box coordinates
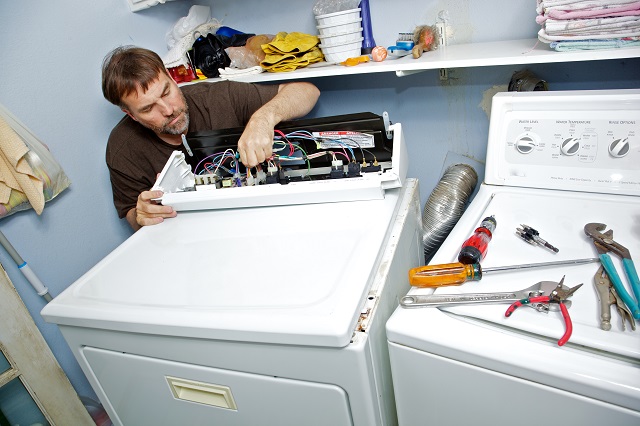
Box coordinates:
[0,116,44,214]
[261,32,324,72]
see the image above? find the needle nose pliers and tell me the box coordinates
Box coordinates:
[505,276,582,346]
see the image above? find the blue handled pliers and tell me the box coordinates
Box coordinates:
[584,223,640,320]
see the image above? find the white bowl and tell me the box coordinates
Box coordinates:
[320,37,363,63]
[316,18,362,36]
[318,28,363,46]
[315,8,361,27]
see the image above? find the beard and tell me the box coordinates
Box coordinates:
[148,92,190,135]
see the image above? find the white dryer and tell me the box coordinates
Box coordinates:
[387,89,640,426]
[42,123,423,426]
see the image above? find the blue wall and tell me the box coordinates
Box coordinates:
[0,0,638,400]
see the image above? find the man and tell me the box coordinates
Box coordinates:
[102,46,320,231]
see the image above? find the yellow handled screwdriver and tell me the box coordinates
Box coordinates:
[409,257,599,287]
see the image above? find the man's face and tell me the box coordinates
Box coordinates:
[121,72,189,136]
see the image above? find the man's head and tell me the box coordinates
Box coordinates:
[102,46,189,136]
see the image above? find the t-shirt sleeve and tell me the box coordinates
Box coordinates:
[105,121,171,219]
[183,81,279,129]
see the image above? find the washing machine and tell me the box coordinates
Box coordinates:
[387,89,640,426]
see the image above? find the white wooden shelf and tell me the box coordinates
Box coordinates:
[185,38,640,85]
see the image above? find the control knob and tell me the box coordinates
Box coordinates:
[560,137,580,156]
[609,138,630,158]
[515,135,537,154]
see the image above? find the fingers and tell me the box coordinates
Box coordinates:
[239,144,271,168]
[136,190,176,227]
[238,118,274,167]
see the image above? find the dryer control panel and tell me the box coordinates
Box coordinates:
[486,89,640,196]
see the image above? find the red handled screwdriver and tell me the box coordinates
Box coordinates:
[458,215,497,264]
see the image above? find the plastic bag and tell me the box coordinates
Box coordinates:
[313,0,360,16]
[165,5,211,50]
[0,103,71,218]
[189,33,255,77]
[226,34,274,69]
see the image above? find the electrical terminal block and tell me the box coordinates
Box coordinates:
[256,169,267,185]
[347,162,361,177]
[233,173,242,187]
[266,165,279,184]
[361,160,381,173]
[195,173,221,187]
[330,159,344,179]
[278,169,289,185]
[246,172,256,186]
[221,178,234,188]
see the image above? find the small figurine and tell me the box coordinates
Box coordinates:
[412,25,438,59]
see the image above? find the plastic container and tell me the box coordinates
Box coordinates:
[315,7,361,26]
[316,18,362,36]
[320,37,363,63]
[318,28,363,46]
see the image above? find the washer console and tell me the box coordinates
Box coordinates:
[486,90,640,197]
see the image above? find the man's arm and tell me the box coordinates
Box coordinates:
[238,82,320,167]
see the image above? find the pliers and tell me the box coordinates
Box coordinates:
[594,265,636,331]
[505,276,582,346]
[584,223,640,320]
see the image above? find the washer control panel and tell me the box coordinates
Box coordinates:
[506,112,637,168]
[486,90,640,196]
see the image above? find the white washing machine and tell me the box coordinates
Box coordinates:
[42,123,423,426]
[387,89,640,426]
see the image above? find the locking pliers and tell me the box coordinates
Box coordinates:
[584,223,640,320]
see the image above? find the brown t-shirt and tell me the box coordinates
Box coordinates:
[106,81,279,218]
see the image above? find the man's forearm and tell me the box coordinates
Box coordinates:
[254,82,320,126]
[238,82,320,167]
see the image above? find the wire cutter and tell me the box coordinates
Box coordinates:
[505,276,582,346]
[584,222,640,320]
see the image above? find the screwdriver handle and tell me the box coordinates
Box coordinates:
[409,262,483,287]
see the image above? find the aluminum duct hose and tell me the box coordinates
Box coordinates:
[422,163,478,263]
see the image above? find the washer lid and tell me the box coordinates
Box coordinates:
[431,188,640,361]
[41,190,403,347]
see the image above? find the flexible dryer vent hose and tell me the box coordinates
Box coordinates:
[422,164,478,264]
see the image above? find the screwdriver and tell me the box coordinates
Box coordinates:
[409,257,600,287]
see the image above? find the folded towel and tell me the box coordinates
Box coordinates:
[0,116,44,214]
[537,1,640,23]
[549,37,640,50]
[544,15,640,33]
[218,65,264,80]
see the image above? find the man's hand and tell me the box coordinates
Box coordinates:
[237,115,275,167]
[237,82,320,168]
[126,190,177,231]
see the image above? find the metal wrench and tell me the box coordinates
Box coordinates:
[400,280,570,311]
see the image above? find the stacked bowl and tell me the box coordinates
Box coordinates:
[316,8,362,63]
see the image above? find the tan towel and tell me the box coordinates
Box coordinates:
[0,116,44,214]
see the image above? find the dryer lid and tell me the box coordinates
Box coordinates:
[42,187,405,348]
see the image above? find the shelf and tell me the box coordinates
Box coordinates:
[128,0,176,12]
[185,38,640,85]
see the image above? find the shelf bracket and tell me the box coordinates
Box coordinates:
[395,69,426,77]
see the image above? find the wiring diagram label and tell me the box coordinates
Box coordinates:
[313,131,375,149]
